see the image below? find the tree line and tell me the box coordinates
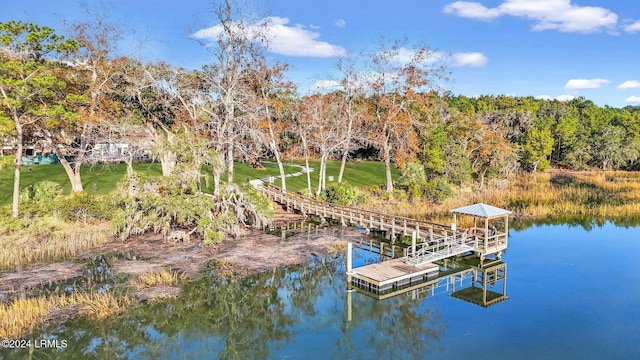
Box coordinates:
[3,0,640,220]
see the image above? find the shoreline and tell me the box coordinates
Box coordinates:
[0,225,370,339]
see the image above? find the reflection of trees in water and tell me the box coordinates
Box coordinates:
[511,216,640,231]
[5,255,445,359]
[337,292,444,360]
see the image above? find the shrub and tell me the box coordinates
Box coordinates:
[54,192,113,223]
[425,177,453,202]
[396,162,428,201]
[318,181,367,206]
[109,176,274,244]
[19,181,63,216]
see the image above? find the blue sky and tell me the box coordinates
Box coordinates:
[3,0,640,108]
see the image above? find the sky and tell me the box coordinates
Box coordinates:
[2,0,640,108]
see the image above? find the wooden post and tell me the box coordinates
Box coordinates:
[347,284,353,322]
[411,231,417,258]
[403,220,408,236]
[484,218,489,251]
[503,265,508,297]
[504,214,509,246]
[390,218,396,243]
[346,242,353,274]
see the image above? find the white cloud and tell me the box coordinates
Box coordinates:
[389,47,445,65]
[624,20,640,34]
[617,80,640,90]
[443,2,500,21]
[627,96,640,104]
[555,94,575,101]
[564,78,610,90]
[452,52,488,67]
[443,0,618,34]
[535,94,575,101]
[535,95,552,100]
[334,19,346,28]
[193,16,346,58]
[388,48,486,68]
[313,79,341,91]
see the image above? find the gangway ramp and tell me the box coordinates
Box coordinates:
[405,233,477,266]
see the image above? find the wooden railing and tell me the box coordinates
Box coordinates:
[258,184,453,242]
[258,184,508,259]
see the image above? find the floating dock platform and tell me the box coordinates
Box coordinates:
[350,258,439,293]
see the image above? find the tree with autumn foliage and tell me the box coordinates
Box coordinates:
[246,61,294,191]
[363,40,448,193]
[44,2,126,193]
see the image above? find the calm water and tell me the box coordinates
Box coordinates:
[3,223,640,359]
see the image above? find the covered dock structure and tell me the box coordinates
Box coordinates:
[450,203,512,261]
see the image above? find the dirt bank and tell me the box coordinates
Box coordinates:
[0,225,368,299]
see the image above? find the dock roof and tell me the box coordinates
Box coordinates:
[450,203,511,219]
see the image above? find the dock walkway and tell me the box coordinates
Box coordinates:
[257,184,508,262]
[258,183,511,295]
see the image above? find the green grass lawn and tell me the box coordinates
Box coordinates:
[0,159,398,206]
[277,160,399,193]
[0,162,164,206]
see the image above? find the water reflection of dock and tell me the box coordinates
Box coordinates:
[350,256,508,307]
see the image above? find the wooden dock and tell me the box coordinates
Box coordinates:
[257,184,510,261]
[350,258,439,293]
[259,183,512,304]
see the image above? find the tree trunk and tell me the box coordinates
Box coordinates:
[161,151,176,176]
[125,154,134,176]
[273,146,287,192]
[227,144,234,184]
[338,150,348,184]
[11,123,23,218]
[338,115,354,183]
[383,143,393,193]
[479,167,487,190]
[305,155,312,197]
[212,151,224,195]
[55,148,84,192]
[316,155,326,196]
[300,136,312,197]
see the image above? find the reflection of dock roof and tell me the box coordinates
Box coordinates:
[450,203,511,219]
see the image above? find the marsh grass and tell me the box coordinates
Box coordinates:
[132,269,187,289]
[365,171,640,225]
[0,292,130,340]
[0,225,111,271]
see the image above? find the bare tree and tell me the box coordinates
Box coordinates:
[335,54,367,183]
[246,61,294,191]
[192,0,270,192]
[118,60,181,176]
[299,93,346,195]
